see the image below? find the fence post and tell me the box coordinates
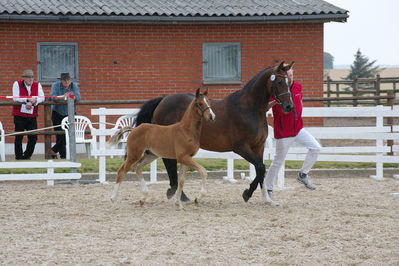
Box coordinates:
[387,90,395,155]
[67,98,77,173]
[353,78,358,106]
[375,74,381,105]
[326,76,331,107]
[44,103,52,159]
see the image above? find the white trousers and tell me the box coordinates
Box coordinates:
[264,128,321,191]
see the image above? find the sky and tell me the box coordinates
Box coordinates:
[324,0,399,67]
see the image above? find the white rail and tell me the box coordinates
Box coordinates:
[0,160,82,185]
[91,105,399,185]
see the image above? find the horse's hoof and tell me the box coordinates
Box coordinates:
[166,187,176,199]
[194,198,199,205]
[139,200,145,207]
[181,191,191,203]
[242,189,252,202]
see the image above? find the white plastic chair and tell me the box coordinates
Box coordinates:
[113,114,136,142]
[0,121,5,161]
[110,114,136,156]
[61,115,96,159]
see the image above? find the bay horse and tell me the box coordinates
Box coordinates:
[107,88,215,209]
[135,61,294,202]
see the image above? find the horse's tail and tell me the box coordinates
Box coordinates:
[134,97,164,126]
[107,127,133,146]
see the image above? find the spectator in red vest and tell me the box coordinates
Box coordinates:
[263,67,321,206]
[12,69,45,160]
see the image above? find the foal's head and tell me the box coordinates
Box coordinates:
[194,88,216,122]
[268,61,295,113]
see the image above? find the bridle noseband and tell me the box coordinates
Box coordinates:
[195,101,212,115]
[270,73,291,104]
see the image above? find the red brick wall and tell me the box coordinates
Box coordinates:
[0,22,324,142]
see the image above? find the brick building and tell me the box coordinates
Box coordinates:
[0,0,347,146]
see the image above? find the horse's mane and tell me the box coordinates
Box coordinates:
[242,65,274,91]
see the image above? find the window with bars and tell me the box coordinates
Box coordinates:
[202,42,241,84]
[37,42,79,83]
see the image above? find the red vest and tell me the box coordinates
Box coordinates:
[271,81,304,139]
[12,81,39,118]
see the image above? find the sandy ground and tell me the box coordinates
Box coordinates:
[0,175,398,265]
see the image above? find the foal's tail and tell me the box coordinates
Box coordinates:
[106,127,134,146]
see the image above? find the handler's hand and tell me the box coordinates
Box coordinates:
[25,101,33,110]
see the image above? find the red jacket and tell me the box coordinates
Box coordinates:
[12,80,39,118]
[271,81,304,139]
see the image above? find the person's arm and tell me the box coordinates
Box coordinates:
[12,81,28,103]
[267,100,277,110]
[72,83,81,101]
[31,83,45,105]
[50,82,57,97]
[50,82,65,102]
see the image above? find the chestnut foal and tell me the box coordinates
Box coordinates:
[107,89,215,209]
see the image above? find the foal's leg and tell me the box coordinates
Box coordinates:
[134,152,158,205]
[111,156,139,202]
[111,144,145,202]
[176,164,188,210]
[178,156,208,204]
[163,158,191,202]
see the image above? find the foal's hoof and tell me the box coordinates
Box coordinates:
[242,189,252,202]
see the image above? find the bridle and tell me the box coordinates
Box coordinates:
[195,100,212,115]
[270,73,291,104]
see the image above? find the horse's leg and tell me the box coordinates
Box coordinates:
[176,164,188,210]
[163,158,191,202]
[135,152,158,205]
[234,145,265,202]
[111,156,139,202]
[178,156,208,204]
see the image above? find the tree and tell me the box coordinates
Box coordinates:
[324,52,334,69]
[345,49,379,80]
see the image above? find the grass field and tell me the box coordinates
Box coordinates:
[1,157,398,174]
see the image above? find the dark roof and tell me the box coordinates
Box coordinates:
[0,0,348,23]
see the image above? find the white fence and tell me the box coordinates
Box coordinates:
[1,106,396,186]
[289,105,399,180]
[91,105,399,185]
[0,160,81,185]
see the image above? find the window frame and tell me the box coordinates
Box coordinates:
[37,42,79,85]
[202,42,241,84]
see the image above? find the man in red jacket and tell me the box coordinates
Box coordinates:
[12,69,45,160]
[263,67,321,206]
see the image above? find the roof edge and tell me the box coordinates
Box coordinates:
[0,13,348,24]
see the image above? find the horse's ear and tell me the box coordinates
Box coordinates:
[284,61,295,71]
[277,61,285,71]
[203,88,208,96]
[195,88,200,98]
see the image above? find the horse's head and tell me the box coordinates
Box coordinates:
[195,88,216,122]
[268,61,295,113]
